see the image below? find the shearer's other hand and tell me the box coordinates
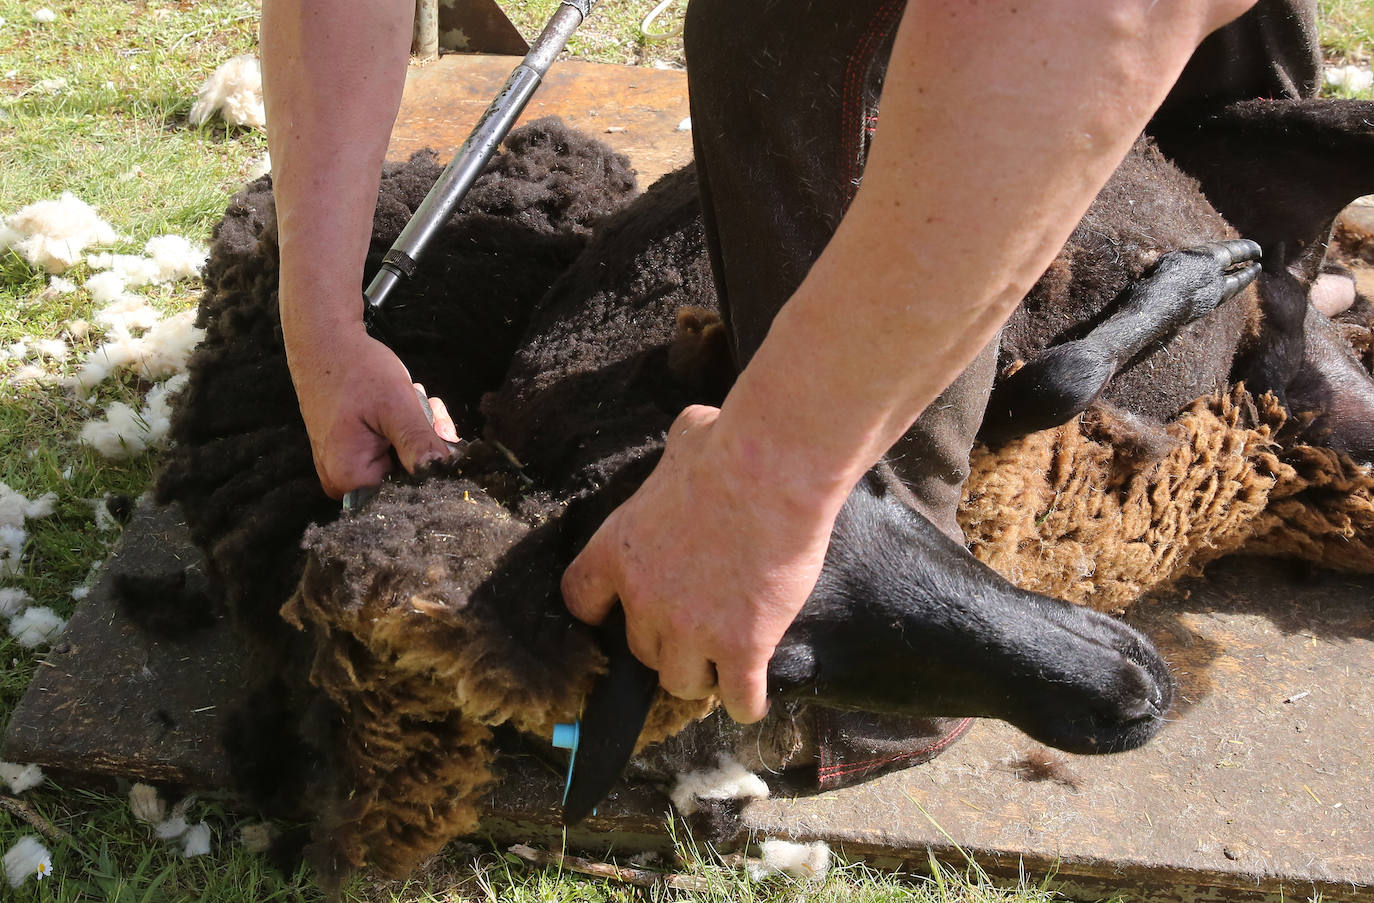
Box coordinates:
[560,404,836,724]
[285,325,458,499]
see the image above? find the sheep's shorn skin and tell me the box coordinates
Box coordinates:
[156,110,1374,880]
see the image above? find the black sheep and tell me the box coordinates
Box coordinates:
[152,99,1374,876]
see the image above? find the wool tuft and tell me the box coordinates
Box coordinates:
[0,192,119,273]
[72,314,203,394]
[129,783,166,824]
[181,823,212,858]
[0,526,26,579]
[30,8,55,23]
[79,373,188,458]
[0,484,56,529]
[8,606,66,648]
[1326,64,1374,96]
[84,271,138,307]
[3,836,51,889]
[0,762,44,794]
[0,588,31,617]
[188,55,264,129]
[155,815,188,840]
[31,338,68,361]
[669,753,770,815]
[749,839,831,881]
[87,234,208,287]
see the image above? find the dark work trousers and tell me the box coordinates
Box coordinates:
[683,0,1319,543]
[679,0,1320,788]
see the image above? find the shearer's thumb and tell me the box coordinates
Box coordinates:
[381,384,453,474]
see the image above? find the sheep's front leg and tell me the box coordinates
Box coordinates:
[980,239,1261,445]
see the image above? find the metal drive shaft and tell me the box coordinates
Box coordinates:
[364,0,599,312]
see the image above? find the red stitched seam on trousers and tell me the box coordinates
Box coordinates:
[840,0,905,209]
[817,717,974,780]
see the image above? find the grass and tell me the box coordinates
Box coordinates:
[0,0,1368,899]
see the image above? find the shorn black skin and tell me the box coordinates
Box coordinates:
[769,469,1173,755]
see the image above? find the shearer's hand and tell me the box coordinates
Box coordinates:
[561,404,838,724]
[284,321,458,500]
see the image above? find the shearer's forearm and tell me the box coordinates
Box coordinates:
[260,0,414,343]
[714,0,1256,515]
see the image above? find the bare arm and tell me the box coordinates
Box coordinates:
[262,0,456,500]
[563,0,1257,722]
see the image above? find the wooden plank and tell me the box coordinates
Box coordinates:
[391,54,693,186]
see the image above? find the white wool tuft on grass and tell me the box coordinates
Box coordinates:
[0,762,45,794]
[87,497,119,532]
[0,483,56,530]
[72,311,203,394]
[0,587,31,617]
[3,836,51,888]
[31,338,69,361]
[1326,64,1374,95]
[87,235,207,287]
[0,192,119,273]
[749,839,831,881]
[78,372,188,458]
[31,7,56,23]
[155,815,188,840]
[669,753,770,815]
[8,606,66,648]
[0,526,27,579]
[47,276,77,294]
[84,271,137,307]
[129,783,167,824]
[181,823,212,858]
[189,55,264,129]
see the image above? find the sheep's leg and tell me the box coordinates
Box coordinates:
[980,239,1260,445]
[770,473,1176,755]
[1285,305,1374,462]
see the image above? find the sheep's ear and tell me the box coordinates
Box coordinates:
[1150,98,1374,280]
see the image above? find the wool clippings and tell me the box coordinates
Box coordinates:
[8,606,66,648]
[181,823,211,858]
[188,55,264,129]
[129,783,167,824]
[749,839,831,881]
[3,836,51,888]
[0,761,45,794]
[31,8,56,23]
[0,192,119,273]
[668,753,769,815]
[79,372,189,459]
[0,588,31,617]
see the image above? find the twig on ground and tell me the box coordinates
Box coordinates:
[507,843,711,892]
[0,796,76,844]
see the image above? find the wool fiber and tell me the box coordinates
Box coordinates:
[0,762,44,794]
[669,754,770,815]
[79,373,188,458]
[72,313,203,394]
[8,606,66,648]
[188,55,264,129]
[0,588,31,617]
[46,276,77,295]
[0,192,118,273]
[0,483,56,530]
[3,836,50,889]
[750,840,831,881]
[84,271,140,307]
[30,8,55,23]
[129,783,166,824]
[0,526,26,579]
[87,234,208,287]
[181,823,212,858]
[155,815,188,840]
